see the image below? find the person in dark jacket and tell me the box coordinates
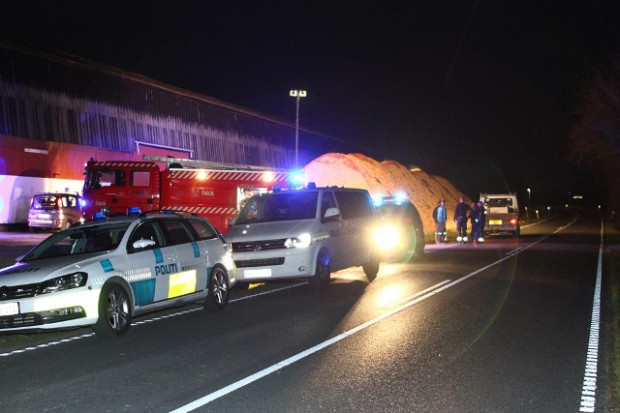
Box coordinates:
[432,199,448,243]
[453,196,471,243]
[470,201,486,244]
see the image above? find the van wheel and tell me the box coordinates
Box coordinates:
[93,283,132,336]
[363,255,380,282]
[205,266,229,310]
[309,254,330,292]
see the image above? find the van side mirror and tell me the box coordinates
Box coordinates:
[323,207,340,222]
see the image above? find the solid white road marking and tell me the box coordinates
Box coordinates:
[170,216,585,413]
[579,221,603,413]
[170,221,590,413]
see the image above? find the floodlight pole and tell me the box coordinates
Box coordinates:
[289,90,307,168]
[527,188,531,220]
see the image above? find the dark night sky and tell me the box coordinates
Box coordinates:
[2,1,619,205]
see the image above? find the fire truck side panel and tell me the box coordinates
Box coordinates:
[160,169,289,233]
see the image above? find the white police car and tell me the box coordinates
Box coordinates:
[0,211,236,336]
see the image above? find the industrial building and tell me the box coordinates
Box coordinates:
[0,42,355,225]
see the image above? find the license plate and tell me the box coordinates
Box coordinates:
[489,219,503,225]
[38,213,51,219]
[244,269,272,279]
[0,302,19,317]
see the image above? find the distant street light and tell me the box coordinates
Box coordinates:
[527,188,531,221]
[289,90,307,168]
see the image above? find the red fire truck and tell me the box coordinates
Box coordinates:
[82,156,297,233]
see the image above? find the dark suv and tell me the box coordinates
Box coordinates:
[374,195,425,262]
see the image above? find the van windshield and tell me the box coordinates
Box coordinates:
[236,191,318,224]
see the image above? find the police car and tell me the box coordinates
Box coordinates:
[0,211,236,336]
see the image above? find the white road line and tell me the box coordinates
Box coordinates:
[579,220,603,413]
[170,216,585,413]
[169,233,569,413]
[0,283,308,358]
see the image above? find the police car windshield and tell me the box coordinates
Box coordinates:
[22,223,130,261]
[236,191,318,224]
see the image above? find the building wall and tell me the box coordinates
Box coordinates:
[0,42,362,225]
[0,42,348,170]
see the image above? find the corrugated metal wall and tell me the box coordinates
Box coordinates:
[0,42,349,169]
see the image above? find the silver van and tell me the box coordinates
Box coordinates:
[28,192,82,231]
[225,186,380,291]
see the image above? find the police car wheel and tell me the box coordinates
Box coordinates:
[205,266,229,310]
[363,255,380,282]
[309,253,330,292]
[93,283,132,336]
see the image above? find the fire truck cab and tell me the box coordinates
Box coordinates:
[83,157,295,233]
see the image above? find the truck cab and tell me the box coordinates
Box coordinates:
[83,160,161,220]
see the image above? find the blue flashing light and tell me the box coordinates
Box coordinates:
[127,206,141,215]
[395,192,408,205]
[372,195,384,207]
[93,211,107,220]
[289,169,305,187]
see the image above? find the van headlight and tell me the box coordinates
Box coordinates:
[284,233,312,248]
[37,272,88,295]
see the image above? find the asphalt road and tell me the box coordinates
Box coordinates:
[0,210,614,412]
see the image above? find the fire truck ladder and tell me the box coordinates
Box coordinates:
[142,155,289,172]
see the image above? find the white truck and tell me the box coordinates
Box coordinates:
[479,193,520,237]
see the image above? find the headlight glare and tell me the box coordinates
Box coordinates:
[375,225,400,250]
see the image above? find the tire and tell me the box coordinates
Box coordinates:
[363,255,380,282]
[205,266,230,310]
[93,283,132,336]
[308,253,330,292]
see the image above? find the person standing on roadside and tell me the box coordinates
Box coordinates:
[432,199,448,243]
[470,200,485,244]
[454,196,471,244]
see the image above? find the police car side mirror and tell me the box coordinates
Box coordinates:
[133,239,156,250]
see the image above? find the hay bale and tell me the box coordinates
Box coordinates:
[304,153,471,235]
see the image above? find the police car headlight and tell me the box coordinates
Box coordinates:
[285,233,312,248]
[374,225,400,250]
[38,272,88,295]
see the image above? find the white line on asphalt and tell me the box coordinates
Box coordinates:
[0,333,95,357]
[0,282,307,358]
[579,221,603,413]
[170,216,584,413]
[167,279,454,413]
[170,229,578,413]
